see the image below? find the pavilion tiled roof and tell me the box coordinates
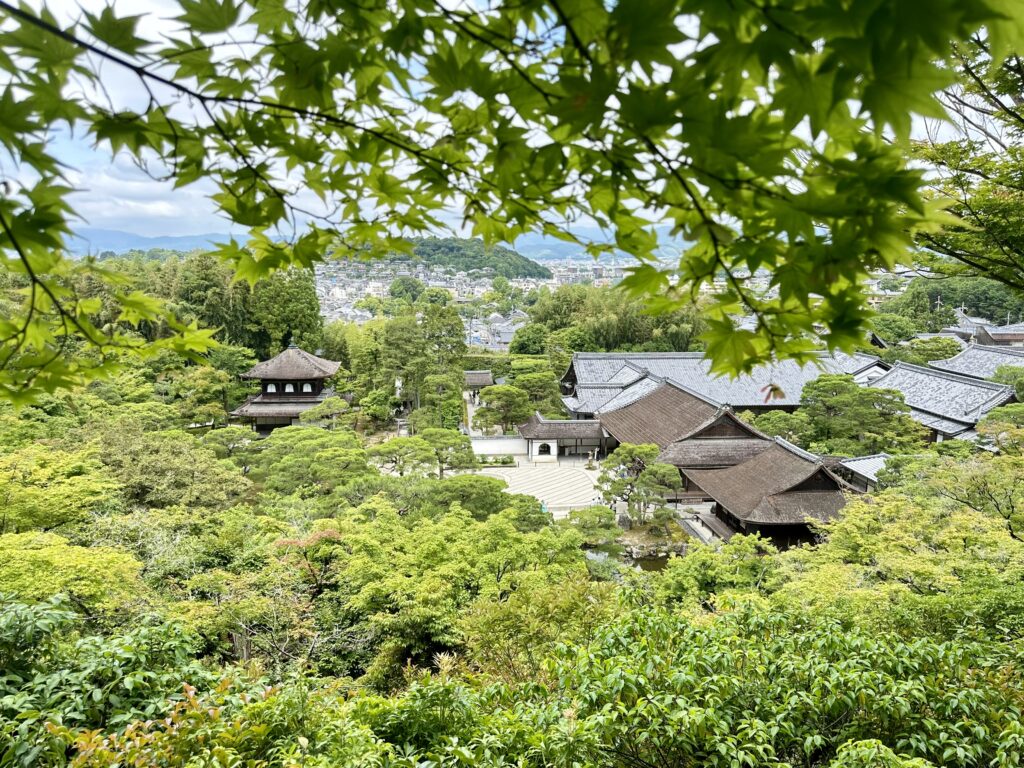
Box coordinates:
[597,381,720,447]
[564,351,886,408]
[684,439,848,525]
[240,345,341,380]
[231,391,335,419]
[929,343,1024,379]
[868,362,1014,436]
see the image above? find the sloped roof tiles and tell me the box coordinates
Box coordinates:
[597,382,720,447]
[565,351,885,408]
[929,343,1024,379]
[684,439,848,525]
[868,362,1014,435]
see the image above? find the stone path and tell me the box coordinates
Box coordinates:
[478,463,602,519]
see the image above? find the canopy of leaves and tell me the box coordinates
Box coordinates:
[3,0,1023,399]
[914,39,1024,292]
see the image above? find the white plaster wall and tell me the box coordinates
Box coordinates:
[471,436,529,456]
[530,440,558,462]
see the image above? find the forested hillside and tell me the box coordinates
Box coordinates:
[405,238,552,279]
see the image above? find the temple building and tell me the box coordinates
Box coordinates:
[464,370,495,394]
[230,344,341,433]
[560,351,889,417]
[677,437,851,547]
[866,362,1014,441]
[928,343,1024,379]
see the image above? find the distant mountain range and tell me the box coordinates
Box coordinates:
[67,228,232,255]
[67,227,676,267]
[68,230,554,279]
[67,227,590,261]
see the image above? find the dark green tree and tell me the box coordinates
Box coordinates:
[388,277,426,304]
[799,375,928,455]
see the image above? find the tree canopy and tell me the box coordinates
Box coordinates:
[4,1,1024,401]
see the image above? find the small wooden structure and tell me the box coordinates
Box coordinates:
[464,370,494,392]
[231,344,340,433]
[518,412,605,461]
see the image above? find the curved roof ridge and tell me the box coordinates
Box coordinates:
[241,346,341,380]
[883,360,1015,391]
[773,436,821,463]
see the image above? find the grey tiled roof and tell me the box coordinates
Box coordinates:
[562,385,627,414]
[930,344,1024,379]
[592,377,663,413]
[566,351,884,408]
[839,453,892,484]
[607,363,647,385]
[869,362,1014,435]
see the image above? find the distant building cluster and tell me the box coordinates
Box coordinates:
[464,310,530,352]
[314,257,631,326]
[928,307,1024,348]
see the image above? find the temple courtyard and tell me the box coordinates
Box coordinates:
[477,462,602,519]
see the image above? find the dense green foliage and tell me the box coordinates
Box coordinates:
[3,319,1024,767]
[744,375,927,456]
[878,275,1024,334]
[4,0,1023,401]
[6,2,1024,766]
[508,284,709,373]
[77,251,323,359]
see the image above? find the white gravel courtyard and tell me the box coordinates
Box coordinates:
[478,463,602,518]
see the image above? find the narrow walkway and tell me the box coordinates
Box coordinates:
[463,392,486,436]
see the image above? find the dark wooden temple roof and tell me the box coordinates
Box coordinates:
[685,439,848,525]
[598,381,720,447]
[674,408,770,442]
[659,437,772,468]
[240,345,341,381]
[518,412,605,439]
[658,409,772,468]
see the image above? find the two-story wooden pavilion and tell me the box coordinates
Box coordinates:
[231,344,340,433]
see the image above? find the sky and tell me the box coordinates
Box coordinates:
[33,0,244,236]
